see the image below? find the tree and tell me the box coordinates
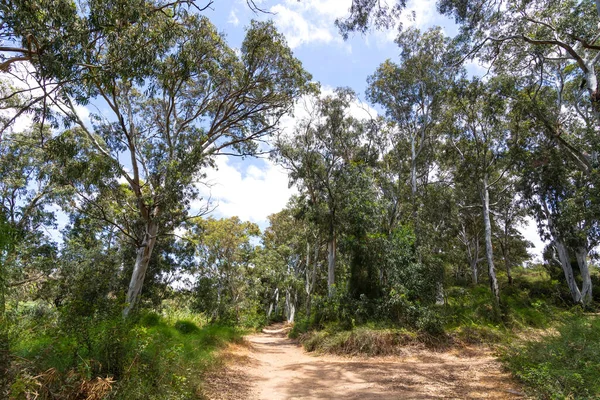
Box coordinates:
[367,27,459,241]
[276,88,374,296]
[517,135,598,306]
[439,0,600,166]
[187,217,260,323]
[33,15,311,317]
[446,78,515,311]
[259,205,310,323]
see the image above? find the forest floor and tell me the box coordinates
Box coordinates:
[201,323,526,400]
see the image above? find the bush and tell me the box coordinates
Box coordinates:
[9,306,242,399]
[140,312,161,327]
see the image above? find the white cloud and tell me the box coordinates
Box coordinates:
[228,9,240,26]
[193,156,296,228]
[268,0,352,50]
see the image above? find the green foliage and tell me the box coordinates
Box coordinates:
[174,320,200,335]
[503,316,600,399]
[140,312,161,327]
[7,302,241,399]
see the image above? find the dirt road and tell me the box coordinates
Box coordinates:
[202,324,526,399]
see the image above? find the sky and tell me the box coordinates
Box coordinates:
[190,0,546,259]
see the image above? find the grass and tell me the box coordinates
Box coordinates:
[300,325,419,355]
[7,304,243,400]
[501,315,600,399]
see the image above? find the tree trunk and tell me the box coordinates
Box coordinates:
[501,223,513,285]
[327,234,336,297]
[267,287,279,319]
[285,289,297,323]
[0,263,8,397]
[482,174,500,311]
[505,256,513,286]
[123,219,159,317]
[470,258,478,286]
[305,238,319,319]
[554,240,582,304]
[575,247,592,306]
[410,134,419,234]
[544,207,583,305]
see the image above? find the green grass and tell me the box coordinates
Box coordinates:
[502,315,600,399]
[8,305,243,400]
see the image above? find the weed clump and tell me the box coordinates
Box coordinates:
[174,319,200,334]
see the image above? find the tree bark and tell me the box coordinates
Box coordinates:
[470,257,479,286]
[0,262,8,397]
[327,234,336,297]
[554,240,582,303]
[575,247,592,306]
[482,174,500,310]
[123,219,159,317]
[305,238,319,319]
[544,207,584,305]
[285,289,297,323]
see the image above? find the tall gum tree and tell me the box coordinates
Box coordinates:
[18,14,311,316]
[276,88,371,296]
[367,27,460,243]
[446,78,515,312]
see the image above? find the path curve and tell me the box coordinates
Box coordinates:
[202,324,526,399]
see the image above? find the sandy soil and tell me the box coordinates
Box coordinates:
[201,324,527,400]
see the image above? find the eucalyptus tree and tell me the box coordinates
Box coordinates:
[494,184,530,285]
[439,0,600,171]
[276,88,372,296]
[440,0,600,105]
[446,78,516,310]
[0,126,59,290]
[516,130,599,306]
[187,217,260,322]
[258,205,313,323]
[19,14,311,316]
[367,27,459,239]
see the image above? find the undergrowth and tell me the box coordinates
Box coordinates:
[502,315,600,399]
[7,304,242,400]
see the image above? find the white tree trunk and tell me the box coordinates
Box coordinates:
[470,258,478,286]
[554,240,582,304]
[123,219,159,317]
[575,247,592,306]
[327,235,336,296]
[545,209,584,305]
[482,175,500,309]
[285,290,297,323]
[267,287,279,319]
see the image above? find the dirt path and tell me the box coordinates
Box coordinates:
[202,324,526,400]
